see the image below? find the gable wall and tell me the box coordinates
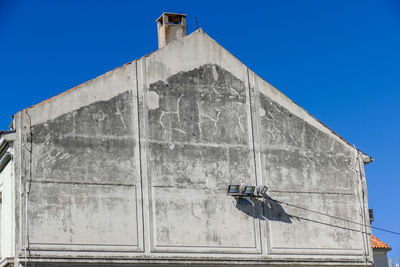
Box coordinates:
[13,29,372,266]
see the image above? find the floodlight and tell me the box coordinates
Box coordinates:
[227,185,240,195]
[227,184,267,198]
[259,185,268,196]
[243,186,255,195]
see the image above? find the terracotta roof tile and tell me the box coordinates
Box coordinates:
[371,234,391,250]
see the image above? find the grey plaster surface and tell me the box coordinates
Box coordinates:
[6,29,373,266]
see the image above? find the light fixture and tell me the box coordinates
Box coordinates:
[227,185,240,196]
[226,184,269,198]
[243,186,255,195]
[257,185,268,196]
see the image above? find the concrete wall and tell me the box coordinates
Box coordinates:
[12,29,372,266]
[19,63,143,256]
[373,249,389,267]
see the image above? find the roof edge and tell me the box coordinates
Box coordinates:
[0,130,16,152]
[371,234,391,251]
[16,27,373,161]
[18,29,207,114]
[194,29,373,160]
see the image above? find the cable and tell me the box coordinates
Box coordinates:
[263,195,400,236]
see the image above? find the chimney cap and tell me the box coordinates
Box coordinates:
[156,12,187,23]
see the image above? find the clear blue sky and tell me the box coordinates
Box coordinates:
[1,0,399,260]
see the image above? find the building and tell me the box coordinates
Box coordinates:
[0,13,375,267]
[371,234,391,267]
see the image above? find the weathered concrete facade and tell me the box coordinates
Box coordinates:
[0,22,373,266]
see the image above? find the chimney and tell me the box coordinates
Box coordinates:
[369,209,374,224]
[156,12,187,49]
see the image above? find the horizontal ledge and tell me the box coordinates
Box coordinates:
[269,190,355,195]
[27,179,136,187]
[271,246,362,251]
[146,138,249,149]
[17,256,371,265]
[152,244,258,249]
[30,242,139,247]
[27,246,142,253]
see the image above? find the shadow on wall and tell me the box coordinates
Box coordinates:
[235,197,292,223]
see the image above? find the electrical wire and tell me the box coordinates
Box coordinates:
[257,148,399,238]
[264,195,400,236]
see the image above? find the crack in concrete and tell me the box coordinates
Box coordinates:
[158,94,185,135]
[115,107,126,129]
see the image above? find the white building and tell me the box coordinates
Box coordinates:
[371,234,391,267]
[0,13,374,267]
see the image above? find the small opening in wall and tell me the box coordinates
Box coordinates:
[157,13,186,26]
